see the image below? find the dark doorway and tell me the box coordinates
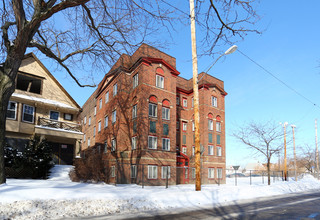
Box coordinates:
[51,142,74,165]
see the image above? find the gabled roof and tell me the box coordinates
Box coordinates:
[22,53,81,109]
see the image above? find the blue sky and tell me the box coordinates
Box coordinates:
[50,0,320,167]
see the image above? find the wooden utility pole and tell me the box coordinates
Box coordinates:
[291,125,297,181]
[316,119,319,179]
[189,0,201,191]
[282,122,288,181]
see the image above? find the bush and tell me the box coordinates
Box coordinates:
[72,150,108,183]
[5,135,54,179]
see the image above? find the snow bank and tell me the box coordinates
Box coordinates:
[1,166,320,220]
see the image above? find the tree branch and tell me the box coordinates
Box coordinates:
[29,42,95,87]
[1,21,16,51]
[12,0,26,31]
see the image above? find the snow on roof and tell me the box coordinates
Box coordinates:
[12,93,79,111]
[35,125,83,135]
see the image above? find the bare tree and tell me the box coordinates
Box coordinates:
[296,144,316,173]
[0,0,260,184]
[233,121,283,185]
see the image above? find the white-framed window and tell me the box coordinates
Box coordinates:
[192,121,195,131]
[111,138,116,152]
[192,146,195,156]
[131,165,137,178]
[7,101,17,120]
[208,119,213,131]
[182,147,187,154]
[64,113,72,121]
[192,168,196,179]
[87,138,90,147]
[217,168,223,179]
[162,138,170,151]
[98,121,101,132]
[105,91,109,103]
[89,116,91,126]
[161,166,171,179]
[208,145,214,155]
[22,104,34,123]
[183,122,187,131]
[133,73,139,89]
[148,136,157,149]
[176,96,180,105]
[216,121,221,132]
[113,83,118,96]
[156,75,164,88]
[208,168,215,179]
[94,106,97,116]
[183,98,187,108]
[148,165,157,179]
[93,127,96,137]
[83,134,86,142]
[148,103,157,117]
[185,168,188,179]
[49,110,59,120]
[212,96,217,107]
[162,107,170,120]
[132,136,137,150]
[104,115,108,128]
[112,110,116,123]
[104,141,108,153]
[111,166,115,177]
[84,116,87,125]
[99,98,102,109]
[132,104,137,119]
[217,146,222,156]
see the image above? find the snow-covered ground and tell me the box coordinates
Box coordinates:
[1,166,320,220]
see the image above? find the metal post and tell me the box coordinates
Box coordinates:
[166,166,169,189]
[291,125,297,181]
[316,119,319,180]
[189,0,201,191]
[142,165,144,188]
[235,169,237,186]
[281,122,288,181]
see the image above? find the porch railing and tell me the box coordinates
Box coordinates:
[38,117,81,132]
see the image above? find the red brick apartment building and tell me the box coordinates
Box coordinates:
[80,44,226,185]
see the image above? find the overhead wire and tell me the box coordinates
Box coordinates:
[163,0,320,111]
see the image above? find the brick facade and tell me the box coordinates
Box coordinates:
[80,44,227,185]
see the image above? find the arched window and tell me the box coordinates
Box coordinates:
[149,95,158,117]
[156,68,164,88]
[162,99,170,120]
[216,115,222,132]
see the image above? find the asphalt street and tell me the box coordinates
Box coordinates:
[69,190,320,220]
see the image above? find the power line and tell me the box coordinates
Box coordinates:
[236,49,320,111]
[163,1,320,111]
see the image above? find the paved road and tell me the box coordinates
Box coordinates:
[74,191,320,220]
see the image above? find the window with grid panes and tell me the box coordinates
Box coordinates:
[208,168,215,178]
[161,166,171,179]
[148,136,157,149]
[162,107,170,120]
[162,138,170,151]
[148,165,157,179]
[149,103,157,117]
[133,73,139,89]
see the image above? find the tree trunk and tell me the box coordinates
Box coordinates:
[267,158,271,185]
[0,71,16,184]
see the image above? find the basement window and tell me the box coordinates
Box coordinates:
[16,74,42,94]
